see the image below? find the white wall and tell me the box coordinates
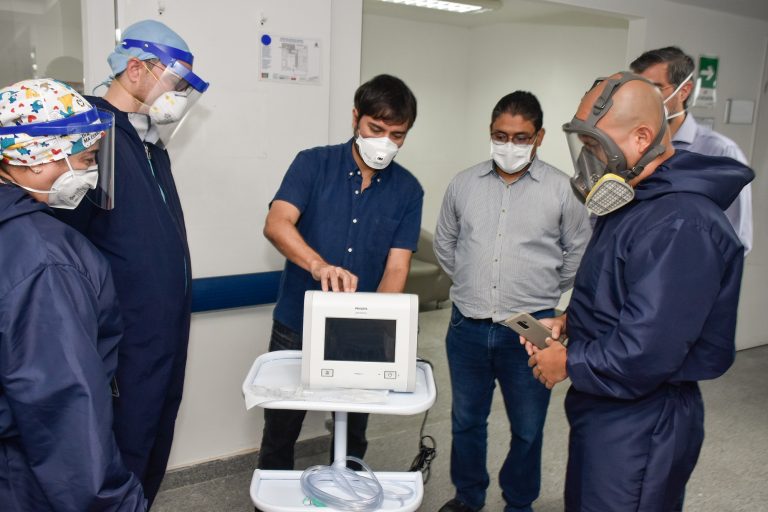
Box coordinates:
[361,15,471,231]
[362,14,628,236]
[0,0,84,88]
[739,40,768,351]
[81,0,115,92]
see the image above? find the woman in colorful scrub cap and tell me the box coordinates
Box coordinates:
[0,78,143,511]
[0,78,115,210]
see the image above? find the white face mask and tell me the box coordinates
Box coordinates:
[48,166,98,209]
[15,157,99,209]
[490,140,535,174]
[148,91,189,125]
[355,135,399,170]
[663,72,694,121]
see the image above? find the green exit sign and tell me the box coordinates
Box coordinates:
[698,55,719,89]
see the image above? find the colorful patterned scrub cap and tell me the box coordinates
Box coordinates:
[0,78,98,166]
[108,20,191,76]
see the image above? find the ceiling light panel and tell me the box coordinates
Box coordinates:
[378,0,495,14]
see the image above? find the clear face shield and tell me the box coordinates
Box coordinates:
[121,39,210,145]
[0,108,116,209]
[562,73,667,216]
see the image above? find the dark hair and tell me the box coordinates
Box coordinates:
[354,74,417,129]
[490,91,543,132]
[630,46,695,107]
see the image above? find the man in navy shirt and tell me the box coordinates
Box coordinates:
[259,74,423,470]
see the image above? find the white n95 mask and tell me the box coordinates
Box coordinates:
[490,141,534,174]
[355,136,399,170]
[149,91,189,125]
[17,164,99,210]
[48,164,99,209]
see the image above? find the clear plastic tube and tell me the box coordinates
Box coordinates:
[299,456,414,511]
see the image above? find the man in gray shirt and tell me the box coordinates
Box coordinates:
[434,91,590,512]
[631,46,752,255]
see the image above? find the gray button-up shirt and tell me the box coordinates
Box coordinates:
[434,158,591,322]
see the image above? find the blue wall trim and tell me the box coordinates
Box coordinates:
[191,271,282,313]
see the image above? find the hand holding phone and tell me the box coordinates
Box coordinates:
[503,313,559,350]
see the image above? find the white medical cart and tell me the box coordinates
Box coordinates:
[242,350,437,512]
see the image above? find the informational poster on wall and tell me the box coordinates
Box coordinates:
[259,34,322,84]
[695,55,719,108]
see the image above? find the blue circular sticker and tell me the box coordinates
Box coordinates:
[261,34,272,46]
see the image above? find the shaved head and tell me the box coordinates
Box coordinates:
[574,72,673,184]
[577,73,664,133]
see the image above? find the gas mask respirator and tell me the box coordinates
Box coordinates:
[563,72,668,216]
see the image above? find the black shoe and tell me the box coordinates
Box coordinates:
[438,498,477,512]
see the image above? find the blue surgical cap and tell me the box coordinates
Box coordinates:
[108,20,191,76]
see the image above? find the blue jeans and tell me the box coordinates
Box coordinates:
[257,321,369,470]
[446,305,553,512]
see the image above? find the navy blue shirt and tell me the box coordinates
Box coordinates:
[272,138,424,333]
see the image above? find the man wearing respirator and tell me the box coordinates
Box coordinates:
[522,72,752,511]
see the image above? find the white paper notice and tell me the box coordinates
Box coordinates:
[259,34,322,85]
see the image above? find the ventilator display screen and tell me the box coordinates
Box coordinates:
[324,317,396,363]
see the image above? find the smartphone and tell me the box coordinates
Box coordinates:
[502,312,554,350]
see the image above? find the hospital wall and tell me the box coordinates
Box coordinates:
[80,0,768,470]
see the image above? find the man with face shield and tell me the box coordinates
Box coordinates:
[260,74,423,472]
[432,91,590,512]
[0,79,146,510]
[521,73,753,511]
[54,20,209,505]
[631,46,752,255]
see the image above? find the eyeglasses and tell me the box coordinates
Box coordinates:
[490,130,538,146]
[144,62,191,93]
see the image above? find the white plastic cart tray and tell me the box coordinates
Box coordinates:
[242,350,437,414]
[243,351,437,512]
[251,470,424,512]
